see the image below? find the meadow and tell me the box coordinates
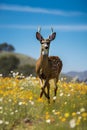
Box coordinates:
[0,73,87,130]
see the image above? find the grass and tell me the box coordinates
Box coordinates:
[0,73,87,130]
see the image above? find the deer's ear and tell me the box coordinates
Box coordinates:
[49,32,56,41]
[36,32,43,41]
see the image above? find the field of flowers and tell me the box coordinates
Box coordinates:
[0,73,87,130]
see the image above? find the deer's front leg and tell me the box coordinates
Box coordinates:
[40,80,48,98]
[53,78,58,102]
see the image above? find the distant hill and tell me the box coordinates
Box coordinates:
[66,71,87,81]
[0,51,36,76]
[0,51,36,66]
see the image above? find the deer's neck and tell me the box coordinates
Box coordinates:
[40,54,48,68]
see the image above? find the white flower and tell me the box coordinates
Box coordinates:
[80,108,85,112]
[0,120,3,124]
[61,78,64,81]
[60,93,63,96]
[15,110,18,113]
[0,98,3,102]
[9,99,12,102]
[46,119,51,124]
[0,106,3,110]
[67,94,70,96]
[0,74,3,77]
[53,96,56,100]
[76,111,80,115]
[69,119,76,128]
[29,100,34,105]
[52,109,56,113]
[64,102,67,105]
[78,116,82,120]
[18,102,23,105]
[10,112,14,115]
[5,121,9,125]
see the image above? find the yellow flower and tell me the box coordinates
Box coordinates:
[64,113,70,118]
[61,118,66,122]
[76,118,81,126]
[72,112,76,116]
[81,112,87,118]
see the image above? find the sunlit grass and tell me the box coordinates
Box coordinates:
[0,73,87,130]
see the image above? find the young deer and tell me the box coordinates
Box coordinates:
[36,28,62,103]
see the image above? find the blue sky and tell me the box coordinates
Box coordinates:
[0,0,87,72]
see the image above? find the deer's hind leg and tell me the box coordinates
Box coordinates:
[47,82,50,103]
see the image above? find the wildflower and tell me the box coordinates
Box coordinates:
[8,99,12,102]
[0,98,3,102]
[67,93,70,96]
[61,78,64,81]
[0,120,3,124]
[80,108,85,113]
[53,96,56,100]
[72,112,76,117]
[15,110,18,113]
[64,102,67,105]
[18,102,23,105]
[46,119,51,124]
[37,98,44,102]
[10,112,14,115]
[77,111,80,115]
[64,113,70,118]
[5,121,9,125]
[69,118,76,128]
[0,74,3,77]
[60,92,63,96]
[76,117,81,126]
[81,112,87,118]
[29,100,34,105]
[52,109,56,113]
[61,118,66,122]
[0,106,3,110]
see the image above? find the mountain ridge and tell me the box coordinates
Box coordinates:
[65,71,87,81]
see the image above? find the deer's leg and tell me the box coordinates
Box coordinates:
[39,79,43,87]
[40,80,48,98]
[53,78,58,101]
[47,82,50,103]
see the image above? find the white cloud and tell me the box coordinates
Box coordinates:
[0,4,86,16]
[0,24,87,31]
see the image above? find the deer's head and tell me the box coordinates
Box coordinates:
[36,28,56,55]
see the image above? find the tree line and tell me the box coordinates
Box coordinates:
[0,42,15,52]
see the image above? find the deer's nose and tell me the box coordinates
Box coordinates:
[44,44,48,49]
[45,46,48,49]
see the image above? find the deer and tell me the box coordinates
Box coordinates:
[36,27,63,103]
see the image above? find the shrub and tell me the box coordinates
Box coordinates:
[0,55,20,76]
[16,65,36,76]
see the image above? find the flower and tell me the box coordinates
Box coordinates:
[60,93,63,96]
[80,108,85,113]
[46,119,51,124]
[18,102,23,105]
[53,96,56,100]
[69,119,76,128]
[5,121,9,125]
[72,112,76,117]
[64,113,70,118]
[0,120,3,124]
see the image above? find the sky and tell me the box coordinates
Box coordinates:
[0,0,87,73]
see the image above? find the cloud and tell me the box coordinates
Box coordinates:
[0,24,87,31]
[0,4,86,16]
